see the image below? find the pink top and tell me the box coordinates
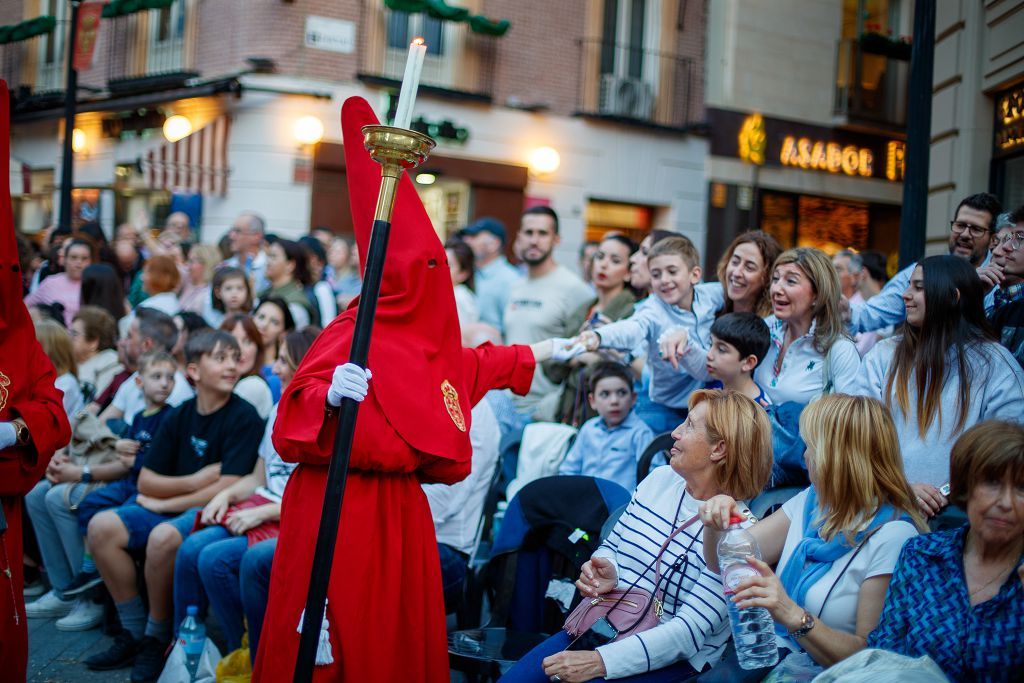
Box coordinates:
[23,273,81,326]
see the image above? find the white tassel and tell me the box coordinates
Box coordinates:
[296,599,334,666]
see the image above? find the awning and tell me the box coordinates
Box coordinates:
[142,115,230,196]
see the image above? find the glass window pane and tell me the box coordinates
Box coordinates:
[386,11,410,49]
[421,16,444,55]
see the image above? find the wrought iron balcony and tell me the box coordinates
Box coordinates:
[576,38,697,130]
[103,6,197,94]
[834,37,908,130]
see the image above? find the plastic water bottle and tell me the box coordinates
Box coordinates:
[178,605,206,681]
[717,514,779,670]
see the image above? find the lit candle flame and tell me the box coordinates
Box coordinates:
[412,37,425,46]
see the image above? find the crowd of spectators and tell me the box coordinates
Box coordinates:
[13,192,1024,682]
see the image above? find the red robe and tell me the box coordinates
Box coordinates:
[0,79,73,682]
[253,332,534,682]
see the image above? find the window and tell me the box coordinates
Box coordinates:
[36,0,67,92]
[382,7,462,88]
[595,0,662,120]
[146,1,186,73]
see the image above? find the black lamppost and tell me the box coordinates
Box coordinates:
[897,0,936,268]
[57,0,81,232]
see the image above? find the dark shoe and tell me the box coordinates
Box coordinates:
[61,571,103,597]
[130,636,170,683]
[84,630,140,671]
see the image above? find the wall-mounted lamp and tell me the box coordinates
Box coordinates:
[163,115,193,142]
[71,128,87,153]
[293,115,325,145]
[415,172,437,185]
[528,146,560,176]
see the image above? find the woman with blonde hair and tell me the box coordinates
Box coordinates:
[700,394,925,679]
[504,389,774,683]
[754,247,860,405]
[179,243,220,315]
[34,319,83,419]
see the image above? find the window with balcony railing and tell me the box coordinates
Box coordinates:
[105,0,197,92]
[36,0,67,93]
[362,1,496,100]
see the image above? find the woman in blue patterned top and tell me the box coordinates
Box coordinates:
[867,420,1024,682]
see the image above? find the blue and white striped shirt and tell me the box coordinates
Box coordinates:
[592,466,739,677]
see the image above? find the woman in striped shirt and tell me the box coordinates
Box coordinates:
[501,390,773,682]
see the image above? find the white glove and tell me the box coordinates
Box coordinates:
[327,364,373,407]
[550,337,587,363]
[0,422,16,451]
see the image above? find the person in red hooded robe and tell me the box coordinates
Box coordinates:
[0,80,73,682]
[253,98,578,682]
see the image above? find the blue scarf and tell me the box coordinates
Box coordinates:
[774,486,910,641]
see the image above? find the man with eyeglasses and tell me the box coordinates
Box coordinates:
[989,206,1024,368]
[222,211,269,293]
[847,192,1004,334]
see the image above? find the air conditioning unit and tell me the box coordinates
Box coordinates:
[599,74,654,119]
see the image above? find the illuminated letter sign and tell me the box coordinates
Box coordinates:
[780,136,875,177]
[996,87,1024,155]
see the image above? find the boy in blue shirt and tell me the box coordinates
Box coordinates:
[703,312,772,407]
[558,362,654,491]
[577,236,724,419]
[62,350,178,598]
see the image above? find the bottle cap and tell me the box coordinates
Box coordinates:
[186,605,198,616]
[728,513,745,525]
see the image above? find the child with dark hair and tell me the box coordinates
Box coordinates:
[83,330,264,678]
[704,312,772,407]
[557,361,654,490]
[206,267,253,329]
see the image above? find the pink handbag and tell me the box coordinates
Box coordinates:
[563,514,700,642]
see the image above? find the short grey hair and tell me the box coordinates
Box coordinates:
[238,211,266,235]
[834,249,863,273]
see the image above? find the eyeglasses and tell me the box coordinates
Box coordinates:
[994,231,1024,252]
[949,221,990,239]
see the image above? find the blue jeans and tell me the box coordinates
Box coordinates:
[174,525,231,631]
[499,630,698,682]
[439,543,469,608]
[240,539,277,665]
[25,480,89,597]
[198,536,249,652]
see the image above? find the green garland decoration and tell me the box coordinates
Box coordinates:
[384,0,509,36]
[102,0,176,19]
[0,15,56,45]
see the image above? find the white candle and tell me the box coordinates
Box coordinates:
[393,38,426,129]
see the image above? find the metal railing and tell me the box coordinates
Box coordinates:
[104,8,195,92]
[576,38,696,129]
[374,21,496,97]
[1,33,66,99]
[834,37,908,129]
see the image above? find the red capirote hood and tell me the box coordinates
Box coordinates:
[0,80,31,335]
[338,96,472,462]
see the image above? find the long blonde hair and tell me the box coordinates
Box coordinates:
[35,319,78,377]
[772,248,847,354]
[800,394,924,541]
[689,389,773,501]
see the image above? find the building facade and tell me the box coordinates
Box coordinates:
[2,0,709,266]
[926,0,1024,254]
[703,0,910,271]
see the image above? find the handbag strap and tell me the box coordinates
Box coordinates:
[815,525,882,618]
[650,514,701,600]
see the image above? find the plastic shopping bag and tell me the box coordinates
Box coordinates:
[156,639,222,683]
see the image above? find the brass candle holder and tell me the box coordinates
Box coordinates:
[362,124,436,222]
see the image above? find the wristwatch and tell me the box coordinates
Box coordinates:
[80,464,93,484]
[788,611,815,640]
[11,419,29,446]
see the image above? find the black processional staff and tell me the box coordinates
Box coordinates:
[293,39,434,683]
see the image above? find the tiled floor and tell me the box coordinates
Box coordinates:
[27,615,130,683]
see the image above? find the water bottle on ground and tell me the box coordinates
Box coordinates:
[179,604,206,681]
[717,514,779,670]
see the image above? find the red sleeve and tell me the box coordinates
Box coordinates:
[461,343,536,406]
[0,343,71,496]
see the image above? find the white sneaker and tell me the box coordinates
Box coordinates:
[25,590,74,619]
[55,597,104,631]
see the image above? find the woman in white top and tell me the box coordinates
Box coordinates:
[754,248,860,405]
[857,255,1024,518]
[502,390,774,683]
[445,237,480,331]
[700,394,924,679]
[34,319,83,419]
[176,327,319,653]
[178,244,220,316]
[69,306,123,401]
[219,314,274,419]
